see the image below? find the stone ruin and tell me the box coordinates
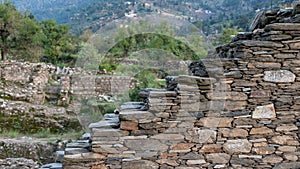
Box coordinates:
[0,60,135,168]
[62,3,300,169]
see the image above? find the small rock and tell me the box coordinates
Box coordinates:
[40,163,62,169]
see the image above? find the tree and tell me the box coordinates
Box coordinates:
[0,2,45,62]
[215,26,241,45]
[12,15,45,62]
[41,20,79,65]
[0,1,22,61]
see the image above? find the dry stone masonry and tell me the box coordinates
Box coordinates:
[64,3,300,169]
[0,60,135,133]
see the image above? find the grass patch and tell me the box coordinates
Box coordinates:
[0,130,22,138]
[0,129,83,141]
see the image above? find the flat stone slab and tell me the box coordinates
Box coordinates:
[239,40,284,48]
[64,152,105,163]
[264,70,295,83]
[66,142,91,149]
[88,120,119,129]
[273,162,300,169]
[92,128,129,137]
[121,102,144,110]
[65,148,89,155]
[265,23,300,31]
[103,113,119,122]
[252,104,276,119]
[149,91,177,98]
[124,139,168,151]
[178,75,216,85]
[41,163,62,169]
[119,110,154,122]
[223,139,252,154]
[122,160,159,169]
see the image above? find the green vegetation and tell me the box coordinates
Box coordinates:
[0,1,81,66]
[214,26,241,46]
[0,1,32,61]
[3,130,20,138]
[40,20,81,65]
[1,0,297,64]
[0,128,82,140]
[129,71,166,101]
[78,97,116,130]
[93,20,207,73]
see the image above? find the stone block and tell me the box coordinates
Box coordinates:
[119,110,154,122]
[223,139,252,154]
[197,117,233,128]
[265,23,300,31]
[250,127,273,135]
[240,40,284,48]
[278,146,297,152]
[276,124,298,132]
[92,129,129,137]
[206,92,248,101]
[220,128,249,138]
[151,134,185,141]
[252,104,276,119]
[178,75,216,86]
[120,121,139,131]
[199,144,222,153]
[122,160,159,169]
[64,153,105,163]
[252,147,275,155]
[156,159,179,166]
[170,143,194,153]
[250,90,271,98]
[264,70,296,83]
[273,162,300,169]
[283,154,298,161]
[186,159,206,165]
[195,129,217,143]
[124,139,168,151]
[271,135,297,145]
[262,155,283,164]
[205,153,231,164]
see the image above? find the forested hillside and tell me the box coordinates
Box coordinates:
[7,0,298,35]
[4,0,97,24]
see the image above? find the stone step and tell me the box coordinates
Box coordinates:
[178,75,216,85]
[40,163,62,169]
[119,110,155,122]
[65,148,89,155]
[64,152,105,164]
[103,113,120,123]
[88,120,120,129]
[92,128,129,137]
[76,139,91,144]
[66,142,91,149]
[120,102,144,110]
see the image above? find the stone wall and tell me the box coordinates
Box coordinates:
[71,76,134,99]
[0,59,135,133]
[64,4,300,169]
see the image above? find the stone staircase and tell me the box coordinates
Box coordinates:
[61,75,219,168]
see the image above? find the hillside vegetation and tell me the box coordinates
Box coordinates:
[7,0,298,35]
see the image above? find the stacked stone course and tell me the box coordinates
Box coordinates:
[64,3,300,169]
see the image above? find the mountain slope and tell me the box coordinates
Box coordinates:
[7,0,98,23]
[5,0,299,34]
